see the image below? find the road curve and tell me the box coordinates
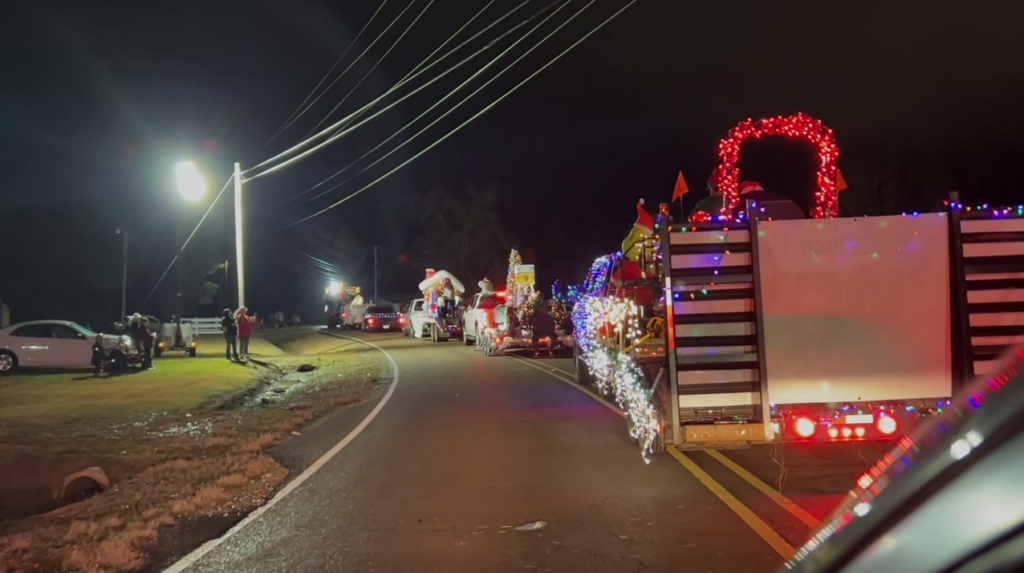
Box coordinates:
[173,331,781,573]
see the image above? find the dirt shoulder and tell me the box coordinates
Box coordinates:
[0,330,390,573]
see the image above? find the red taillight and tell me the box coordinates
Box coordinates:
[877,415,897,435]
[342,312,349,318]
[398,317,407,325]
[794,417,816,438]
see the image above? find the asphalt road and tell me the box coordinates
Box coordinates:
[170,328,888,573]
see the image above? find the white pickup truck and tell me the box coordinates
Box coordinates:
[461,291,505,346]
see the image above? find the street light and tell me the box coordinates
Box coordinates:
[116,227,127,322]
[175,160,208,202]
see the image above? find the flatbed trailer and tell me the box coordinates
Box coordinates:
[574,198,1024,454]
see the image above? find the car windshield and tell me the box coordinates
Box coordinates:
[367,307,393,314]
[476,295,501,310]
[73,323,98,337]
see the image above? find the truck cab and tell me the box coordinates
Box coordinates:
[462,291,505,345]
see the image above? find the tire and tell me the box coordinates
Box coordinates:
[187,347,197,358]
[0,350,18,375]
[154,346,164,358]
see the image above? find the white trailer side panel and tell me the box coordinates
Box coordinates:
[758,213,952,404]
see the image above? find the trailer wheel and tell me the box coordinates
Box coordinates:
[187,347,197,358]
[154,346,164,358]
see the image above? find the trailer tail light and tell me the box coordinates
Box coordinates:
[793,417,816,438]
[398,316,407,325]
[877,415,898,435]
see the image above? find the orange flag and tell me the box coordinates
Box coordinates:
[672,171,690,201]
[836,168,848,192]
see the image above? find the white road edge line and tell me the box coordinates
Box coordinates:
[162,333,400,573]
[508,356,625,418]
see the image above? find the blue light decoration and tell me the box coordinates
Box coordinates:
[943,199,1024,218]
[571,253,663,460]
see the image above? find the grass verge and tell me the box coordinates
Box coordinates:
[0,334,389,573]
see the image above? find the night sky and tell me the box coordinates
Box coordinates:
[3,0,1023,326]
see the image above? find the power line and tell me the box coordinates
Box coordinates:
[273,0,412,147]
[285,0,637,228]
[142,175,235,306]
[244,0,535,176]
[304,0,433,138]
[246,0,558,181]
[261,0,391,150]
[296,0,572,207]
[302,0,497,147]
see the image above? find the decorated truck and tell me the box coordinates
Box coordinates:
[574,113,1021,459]
[416,269,465,342]
[324,281,364,329]
[465,250,574,356]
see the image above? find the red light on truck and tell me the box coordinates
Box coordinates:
[794,417,816,438]
[877,415,897,435]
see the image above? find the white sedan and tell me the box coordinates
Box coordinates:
[0,320,134,374]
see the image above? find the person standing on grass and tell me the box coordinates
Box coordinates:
[235,307,257,359]
[221,308,238,361]
[139,318,155,369]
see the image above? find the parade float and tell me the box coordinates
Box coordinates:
[324,281,364,329]
[467,250,574,356]
[417,269,465,342]
[571,113,1021,460]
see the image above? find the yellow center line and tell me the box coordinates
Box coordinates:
[511,355,800,559]
[668,447,796,559]
[704,449,823,530]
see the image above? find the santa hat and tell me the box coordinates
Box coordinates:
[740,181,764,194]
[634,199,654,232]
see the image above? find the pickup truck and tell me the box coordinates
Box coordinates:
[461,291,505,346]
[405,298,428,338]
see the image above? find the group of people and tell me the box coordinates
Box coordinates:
[221,307,257,361]
[90,313,153,376]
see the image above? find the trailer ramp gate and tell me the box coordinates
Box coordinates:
[952,211,1024,380]
[661,221,769,444]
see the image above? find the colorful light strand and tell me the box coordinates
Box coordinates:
[572,254,664,459]
[715,112,839,220]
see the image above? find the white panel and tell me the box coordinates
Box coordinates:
[679,368,758,385]
[671,252,751,269]
[674,282,752,293]
[961,218,1024,234]
[966,272,1024,281]
[670,230,750,245]
[969,313,1024,327]
[758,213,953,404]
[963,242,1024,257]
[680,392,758,408]
[674,298,753,315]
[676,322,755,337]
[973,360,999,376]
[967,289,1024,304]
[677,346,757,356]
[971,335,1024,347]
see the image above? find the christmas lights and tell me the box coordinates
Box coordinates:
[944,200,1024,218]
[571,254,664,459]
[715,112,840,220]
[506,249,523,306]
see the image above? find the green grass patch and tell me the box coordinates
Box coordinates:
[0,357,258,419]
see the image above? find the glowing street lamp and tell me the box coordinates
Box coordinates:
[175,160,208,202]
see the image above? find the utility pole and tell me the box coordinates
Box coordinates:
[117,228,128,320]
[373,245,379,303]
[234,162,245,308]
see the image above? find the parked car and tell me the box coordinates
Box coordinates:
[782,345,1024,573]
[362,305,403,333]
[0,320,135,374]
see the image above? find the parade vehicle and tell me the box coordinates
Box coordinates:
[154,316,197,357]
[467,250,574,356]
[416,270,465,342]
[404,298,427,337]
[572,112,1023,458]
[323,281,365,329]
